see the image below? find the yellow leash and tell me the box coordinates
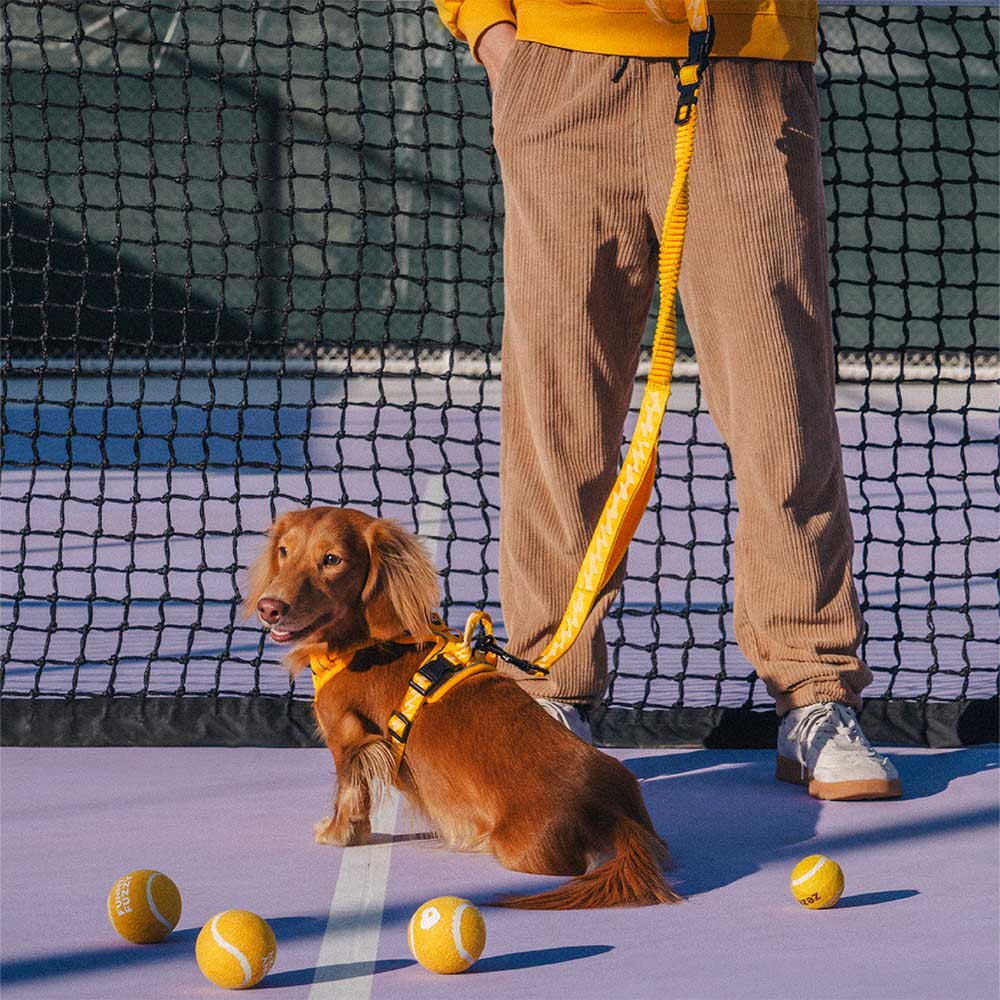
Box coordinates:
[528,3,715,675]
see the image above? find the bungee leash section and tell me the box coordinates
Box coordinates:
[495,1,716,679]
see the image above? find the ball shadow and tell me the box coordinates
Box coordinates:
[263,958,415,988]
[836,889,920,908]
[470,944,613,973]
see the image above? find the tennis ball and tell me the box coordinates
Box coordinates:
[107,869,181,944]
[407,896,486,974]
[196,909,277,990]
[790,854,845,909]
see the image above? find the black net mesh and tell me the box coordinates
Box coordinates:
[2,2,997,740]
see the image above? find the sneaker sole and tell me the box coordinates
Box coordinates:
[776,755,903,801]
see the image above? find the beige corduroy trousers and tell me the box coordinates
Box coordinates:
[491,43,873,716]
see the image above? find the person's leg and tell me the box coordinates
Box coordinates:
[642,57,872,715]
[493,44,655,706]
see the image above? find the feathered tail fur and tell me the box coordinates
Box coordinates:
[497,816,683,910]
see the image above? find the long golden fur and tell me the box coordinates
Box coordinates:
[245,506,681,908]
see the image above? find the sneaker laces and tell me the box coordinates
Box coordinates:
[796,702,884,760]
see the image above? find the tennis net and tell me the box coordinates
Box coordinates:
[2,1,997,747]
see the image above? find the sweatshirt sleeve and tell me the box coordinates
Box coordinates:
[434,0,517,62]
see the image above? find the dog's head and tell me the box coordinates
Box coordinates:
[244,507,440,653]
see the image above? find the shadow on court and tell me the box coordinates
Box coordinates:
[837,889,920,908]
[626,750,822,897]
[0,882,576,987]
[890,745,998,800]
[0,917,324,987]
[264,958,414,988]
[470,945,614,973]
[624,747,999,898]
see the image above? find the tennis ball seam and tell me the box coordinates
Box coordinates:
[791,856,829,887]
[145,873,174,932]
[209,913,253,988]
[451,903,473,966]
[108,870,180,944]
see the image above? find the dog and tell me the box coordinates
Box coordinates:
[245,505,680,908]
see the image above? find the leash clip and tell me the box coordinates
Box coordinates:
[674,16,715,126]
[468,618,550,678]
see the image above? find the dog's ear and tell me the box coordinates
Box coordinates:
[242,526,279,619]
[361,519,439,641]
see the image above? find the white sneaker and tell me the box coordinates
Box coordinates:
[534,698,593,744]
[777,701,902,801]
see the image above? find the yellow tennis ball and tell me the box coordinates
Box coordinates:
[107,869,181,944]
[196,909,277,990]
[407,896,486,974]
[790,854,845,909]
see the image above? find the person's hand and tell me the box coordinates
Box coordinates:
[477,22,516,90]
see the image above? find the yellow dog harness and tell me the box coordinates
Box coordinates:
[310,612,497,766]
[311,5,714,762]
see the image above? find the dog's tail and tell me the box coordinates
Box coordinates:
[496,816,682,910]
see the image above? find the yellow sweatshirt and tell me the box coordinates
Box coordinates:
[435,0,817,63]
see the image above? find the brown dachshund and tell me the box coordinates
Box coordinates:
[245,506,680,908]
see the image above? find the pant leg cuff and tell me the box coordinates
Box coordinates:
[775,679,864,717]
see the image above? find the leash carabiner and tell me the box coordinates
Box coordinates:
[675,16,715,125]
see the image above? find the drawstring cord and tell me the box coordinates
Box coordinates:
[611,56,629,83]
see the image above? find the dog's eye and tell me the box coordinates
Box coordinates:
[278,546,287,558]
[323,553,342,567]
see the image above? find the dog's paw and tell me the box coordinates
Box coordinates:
[313,817,344,846]
[313,816,371,847]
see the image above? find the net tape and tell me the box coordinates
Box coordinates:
[1,3,997,733]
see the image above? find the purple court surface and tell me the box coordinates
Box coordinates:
[2,744,997,1000]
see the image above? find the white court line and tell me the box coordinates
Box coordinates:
[238,8,269,69]
[415,474,447,561]
[308,477,445,1000]
[152,5,182,71]
[309,793,400,1000]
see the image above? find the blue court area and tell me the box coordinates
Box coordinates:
[2,744,997,1000]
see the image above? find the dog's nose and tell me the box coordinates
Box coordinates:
[257,597,289,625]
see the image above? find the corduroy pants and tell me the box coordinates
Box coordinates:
[491,43,873,716]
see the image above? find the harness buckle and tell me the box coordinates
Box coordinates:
[674,16,715,126]
[410,654,454,696]
[387,710,412,745]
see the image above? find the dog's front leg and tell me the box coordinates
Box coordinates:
[314,727,375,847]
[313,709,374,846]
